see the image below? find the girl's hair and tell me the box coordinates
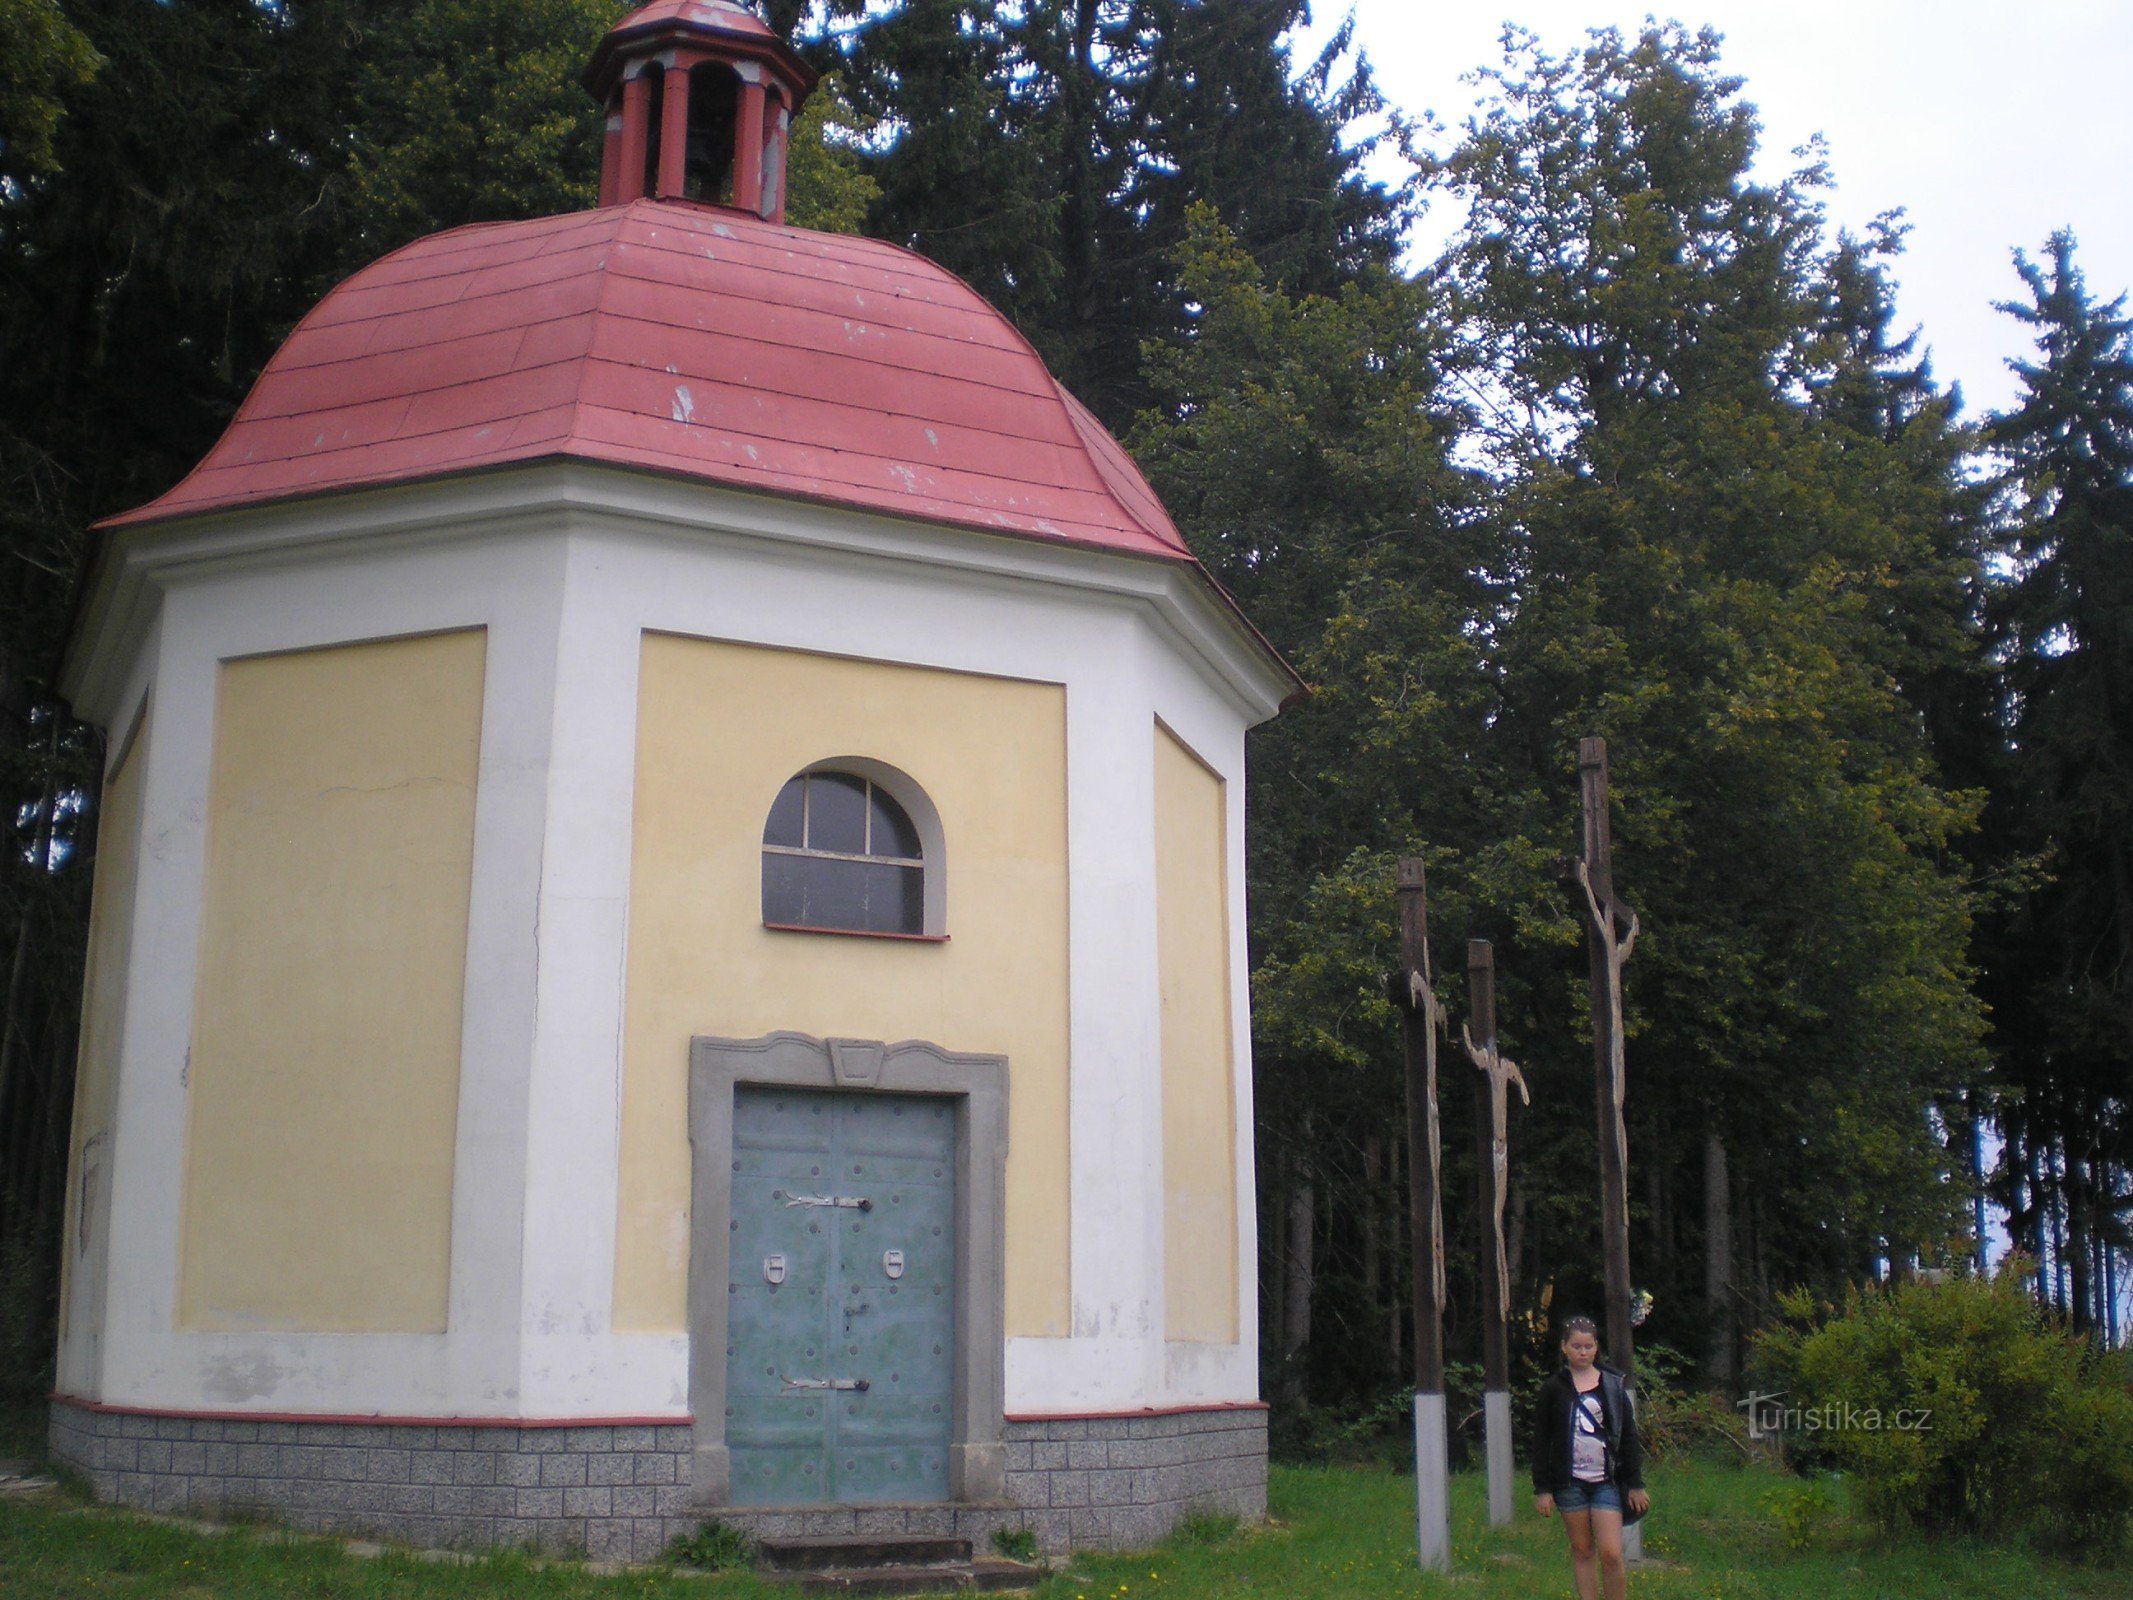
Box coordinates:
[1559,1315,1600,1341]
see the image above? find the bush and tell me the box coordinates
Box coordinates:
[990,1526,1040,1562]
[1626,1341,1751,1465]
[1751,1264,2133,1548]
[665,1519,752,1570]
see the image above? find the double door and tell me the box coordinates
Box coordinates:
[725,1086,956,1504]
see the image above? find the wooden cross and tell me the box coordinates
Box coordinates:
[1572,737,1640,1372]
[1393,857,1452,1571]
[1393,858,1448,1387]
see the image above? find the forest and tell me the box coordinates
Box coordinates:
[1,0,2128,1443]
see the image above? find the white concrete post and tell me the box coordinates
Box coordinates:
[1485,1388,1514,1526]
[1413,1392,1451,1571]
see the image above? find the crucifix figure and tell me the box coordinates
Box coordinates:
[1462,944,1531,1331]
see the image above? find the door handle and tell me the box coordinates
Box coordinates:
[781,1376,871,1393]
[775,1190,873,1212]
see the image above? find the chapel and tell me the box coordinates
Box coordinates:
[49,0,1291,1559]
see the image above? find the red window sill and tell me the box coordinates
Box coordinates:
[762,921,949,944]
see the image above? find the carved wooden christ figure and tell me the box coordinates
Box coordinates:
[1461,967,1530,1330]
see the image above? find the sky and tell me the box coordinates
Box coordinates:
[1291,1,2133,419]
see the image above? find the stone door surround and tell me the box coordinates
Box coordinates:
[688,1032,1008,1506]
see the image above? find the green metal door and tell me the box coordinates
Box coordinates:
[726,1086,956,1504]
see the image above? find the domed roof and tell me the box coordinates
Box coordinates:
[101,200,1188,561]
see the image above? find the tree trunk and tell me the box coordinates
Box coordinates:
[2107,1238,2120,1347]
[1361,1135,1382,1373]
[1282,1165,1315,1408]
[2048,1142,2069,1313]
[2069,1150,2093,1332]
[2030,1144,2052,1308]
[1752,1192,1771,1324]
[1704,1129,1737,1392]
[1386,1134,1404,1373]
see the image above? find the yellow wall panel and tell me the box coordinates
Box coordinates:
[178,631,486,1333]
[1155,722,1238,1345]
[60,711,149,1341]
[617,635,1071,1337]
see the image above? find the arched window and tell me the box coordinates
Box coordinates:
[761,765,940,937]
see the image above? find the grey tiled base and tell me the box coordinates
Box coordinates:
[48,1400,1266,1558]
[999,1408,1267,1551]
[47,1400,697,1562]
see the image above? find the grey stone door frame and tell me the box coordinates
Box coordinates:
[687,1032,1009,1506]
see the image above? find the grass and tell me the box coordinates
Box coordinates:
[0,1458,2124,1598]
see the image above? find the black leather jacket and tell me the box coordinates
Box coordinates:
[1531,1364,1645,1493]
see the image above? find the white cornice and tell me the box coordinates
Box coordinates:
[62,465,1297,729]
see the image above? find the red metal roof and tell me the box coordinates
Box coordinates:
[102,201,1190,562]
[608,0,783,47]
[583,1,817,101]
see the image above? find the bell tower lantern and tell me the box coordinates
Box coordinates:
[585,1,820,222]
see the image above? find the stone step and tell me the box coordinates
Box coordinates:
[784,1558,1041,1596]
[758,1533,973,1572]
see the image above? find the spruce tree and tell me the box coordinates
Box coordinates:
[816,0,1404,428]
[1983,233,2133,1331]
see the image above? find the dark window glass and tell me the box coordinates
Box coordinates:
[762,768,929,935]
[763,776,805,848]
[870,787,922,859]
[763,854,923,934]
[807,772,869,855]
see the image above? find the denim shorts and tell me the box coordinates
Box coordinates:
[1554,1479,1623,1514]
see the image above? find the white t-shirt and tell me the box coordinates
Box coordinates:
[1571,1389,1609,1483]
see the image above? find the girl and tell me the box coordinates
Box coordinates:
[1532,1316,1649,1600]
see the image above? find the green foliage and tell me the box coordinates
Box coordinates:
[340,0,625,272]
[1143,22,1997,1421]
[663,1517,753,1570]
[1753,1267,2133,1547]
[1435,20,1988,1315]
[819,1,1407,427]
[0,1234,49,1414]
[1170,1511,1241,1547]
[783,74,880,235]
[1760,1473,1841,1551]
[1628,1342,1751,1465]
[989,1525,1040,1562]
[0,0,102,178]
[1978,230,2133,1334]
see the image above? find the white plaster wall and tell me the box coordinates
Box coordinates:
[61,465,1281,1421]
[54,627,160,1401]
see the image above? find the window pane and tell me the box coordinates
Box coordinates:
[762,851,811,926]
[869,787,922,860]
[806,771,868,855]
[853,860,923,934]
[762,854,923,936]
[763,777,806,848]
